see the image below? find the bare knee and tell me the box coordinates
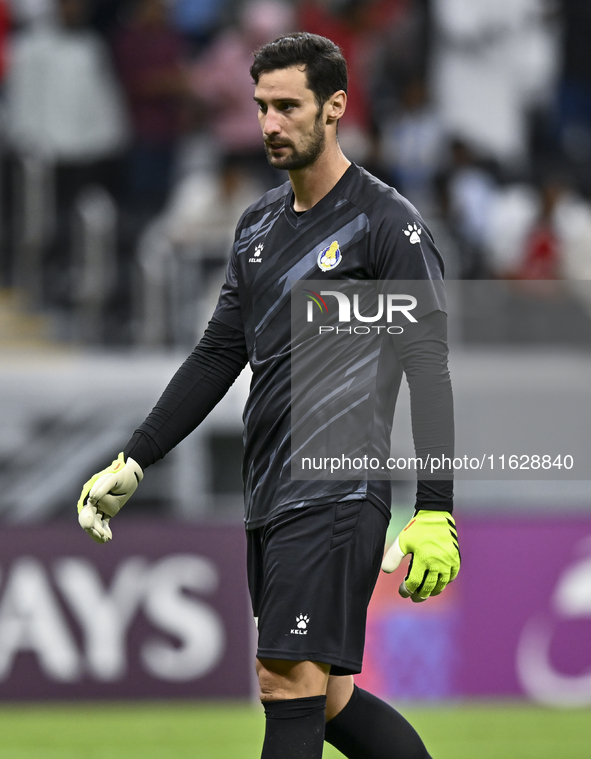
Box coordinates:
[256,658,291,701]
[257,658,330,702]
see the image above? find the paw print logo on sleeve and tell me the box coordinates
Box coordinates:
[403,222,422,244]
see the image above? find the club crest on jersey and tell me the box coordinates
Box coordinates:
[317,241,342,272]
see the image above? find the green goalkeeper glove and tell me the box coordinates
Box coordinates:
[381,510,460,602]
[77,453,143,544]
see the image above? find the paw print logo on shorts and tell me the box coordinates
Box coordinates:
[296,614,309,629]
[403,223,422,245]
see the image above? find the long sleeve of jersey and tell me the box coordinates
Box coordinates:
[395,310,454,513]
[124,310,453,513]
[124,317,248,469]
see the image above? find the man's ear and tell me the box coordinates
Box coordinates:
[325,90,347,124]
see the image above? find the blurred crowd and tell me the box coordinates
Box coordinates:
[1,0,591,345]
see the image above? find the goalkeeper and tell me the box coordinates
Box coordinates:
[77,33,459,759]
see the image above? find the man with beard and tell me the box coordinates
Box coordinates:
[77,33,459,759]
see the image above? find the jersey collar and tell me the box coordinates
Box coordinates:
[283,163,358,228]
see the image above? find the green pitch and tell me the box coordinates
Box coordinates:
[0,700,589,759]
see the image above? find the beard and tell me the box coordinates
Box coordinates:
[264,111,326,171]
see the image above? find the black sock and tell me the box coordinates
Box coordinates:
[261,695,327,759]
[325,685,431,759]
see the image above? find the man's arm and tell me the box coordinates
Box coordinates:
[124,317,248,469]
[77,317,248,542]
[382,309,460,600]
[397,309,454,512]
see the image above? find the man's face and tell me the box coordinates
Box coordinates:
[254,66,327,171]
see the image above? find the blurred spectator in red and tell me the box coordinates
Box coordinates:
[187,0,294,186]
[485,176,591,284]
[515,181,562,280]
[0,1,10,83]
[298,0,406,163]
[491,179,564,282]
[113,0,188,215]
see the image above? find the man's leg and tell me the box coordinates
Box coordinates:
[325,675,432,759]
[248,501,392,757]
[257,658,329,759]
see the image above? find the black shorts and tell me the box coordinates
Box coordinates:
[246,499,389,675]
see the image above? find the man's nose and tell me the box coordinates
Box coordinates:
[263,109,281,136]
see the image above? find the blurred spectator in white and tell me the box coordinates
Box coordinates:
[556,197,591,284]
[187,0,294,186]
[113,0,188,216]
[7,0,128,164]
[167,153,263,331]
[137,155,264,345]
[6,0,129,306]
[438,138,498,278]
[485,183,539,277]
[431,0,560,167]
[299,0,404,164]
[7,0,55,27]
[166,155,263,251]
[556,189,591,319]
[380,76,445,213]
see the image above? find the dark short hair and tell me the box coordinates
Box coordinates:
[250,32,348,108]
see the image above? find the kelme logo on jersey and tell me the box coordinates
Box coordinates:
[290,614,310,635]
[317,241,342,272]
[404,222,422,244]
[249,243,264,263]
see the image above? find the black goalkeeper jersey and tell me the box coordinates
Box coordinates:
[209,163,448,528]
[125,162,453,529]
